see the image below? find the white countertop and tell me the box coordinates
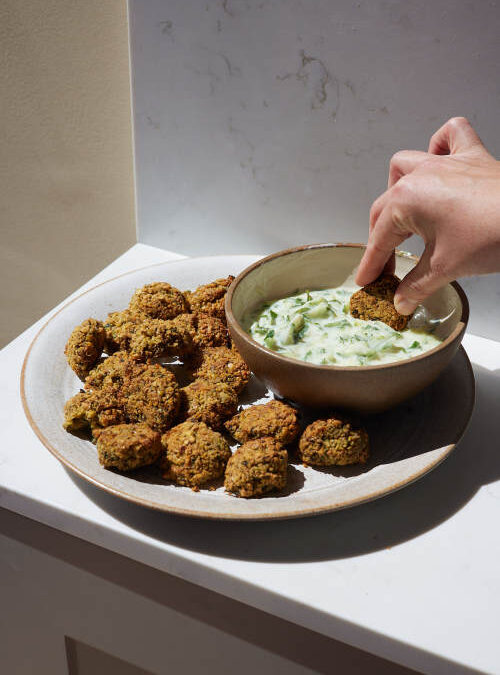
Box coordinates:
[2,243,500,675]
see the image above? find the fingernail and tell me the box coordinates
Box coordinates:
[394,295,414,315]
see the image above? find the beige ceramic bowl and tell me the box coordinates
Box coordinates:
[226,243,469,413]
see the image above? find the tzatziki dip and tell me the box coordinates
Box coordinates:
[244,287,441,367]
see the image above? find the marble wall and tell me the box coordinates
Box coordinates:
[129,0,500,339]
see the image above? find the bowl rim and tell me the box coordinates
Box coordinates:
[225,242,470,372]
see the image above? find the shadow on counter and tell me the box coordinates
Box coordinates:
[68,363,500,563]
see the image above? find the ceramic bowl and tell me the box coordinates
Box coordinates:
[225,243,469,413]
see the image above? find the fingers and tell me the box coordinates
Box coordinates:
[428,116,484,156]
[366,151,429,281]
[356,201,413,286]
[374,150,432,229]
[369,190,389,232]
[388,150,430,188]
[394,247,449,315]
[365,192,395,281]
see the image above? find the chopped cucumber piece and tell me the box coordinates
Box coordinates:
[279,325,294,345]
[307,300,329,318]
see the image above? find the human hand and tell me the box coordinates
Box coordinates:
[355,117,500,314]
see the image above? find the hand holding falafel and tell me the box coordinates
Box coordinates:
[357,117,500,315]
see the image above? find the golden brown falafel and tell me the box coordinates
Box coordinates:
[188,345,250,394]
[171,313,231,354]
[224,438,288,498]
[96,423,162,471]
[63,388,127,437]
[180,379,238,429]
[64,318,106,379]
[103,309,141,353]
[194,315,230,350]
[161,420,231,488]
[225,400,300,445]
[128,318,194,361]
[184,276,234,323]
[123,363,180,432]
[298,415,369,466]
[84,351,139,391]
[350,274,410,331]
[172,313,230,352]
[68,358,178,435]
[129,282,187,320]
[85,386,128,437]
[63,392,91,432]
[169,313,197,343]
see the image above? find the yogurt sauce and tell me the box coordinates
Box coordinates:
[244,287,441,367]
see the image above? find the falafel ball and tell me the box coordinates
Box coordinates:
[84,351,139,391]
[103,309,141,353]
[180,379,238,429]
[349,274,410,331]
[128,318,193,361]
[224,438,288,498]
[85,386,127,437]
[129,282,187,321]
[172,313,230,352]
[64,318,106,379]
[184,276,234,323]
[71,359,178,435]
[63,392,91,432]
[194,315,230,350]
[123,363,180,432]
[97,423,162,471]
[298,415,369,466]
[225,400,300,445]
[189,345,250,394]
[63,388,126,436]
[161,420,231,488]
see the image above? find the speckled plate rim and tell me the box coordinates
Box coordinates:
[20,254,476,521]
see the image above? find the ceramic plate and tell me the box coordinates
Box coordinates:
[21,256,475,520]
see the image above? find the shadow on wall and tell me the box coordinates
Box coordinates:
[69,363,500,564]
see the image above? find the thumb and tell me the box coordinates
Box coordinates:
[428,116,485,156]
[394,247,448,315]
